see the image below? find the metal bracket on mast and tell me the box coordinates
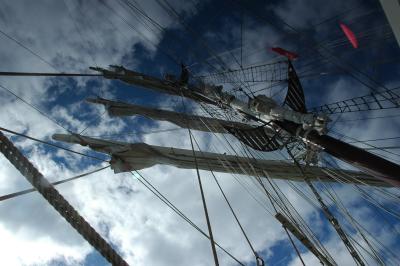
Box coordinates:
[0,132,129,266]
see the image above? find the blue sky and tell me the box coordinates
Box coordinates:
[0,0,399,265]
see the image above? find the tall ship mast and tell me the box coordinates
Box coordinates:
[0,0,399,265]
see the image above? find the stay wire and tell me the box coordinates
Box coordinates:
[156,0,255,96]
[188,91,332,260]
[0,28,57,70]
[195,104,279,214]
[190,130,261,262]
[0,83,70,133]
[232,0,396,99]
[86,127,183,138]
[322,164,400,263]
[336,113,400,123]
[285,227,307,266]
[0,165,110,202]
[197,103,318,263]
[0,71,101,77]
[257,148,335,262]
[214,168,258,256]
[176,88,219,265]
[0,77,112,144]
[98,0,181,66]
[194,4,371,73]
[198,103,294,221]
[133,171,245,266]
[78,109,108,135]
[187,126,219,265]
[316,179,381,264]
[347,136,400,144]
[250,167,307,266]
[322,156,400,203]
[61,0,99,68]
[122,0,219,74]
[0,126,107,162]
[239,147,310,265]
[331,130,400,159]
[179,100,281,262]
[322,164,400,221]
[190,103,313,266]
[319,181,386,265]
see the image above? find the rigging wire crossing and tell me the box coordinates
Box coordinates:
[0,132,129,266]
[0,165,110,202]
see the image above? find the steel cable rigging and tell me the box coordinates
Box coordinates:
[131,171,246,266]
[1,1,399,265]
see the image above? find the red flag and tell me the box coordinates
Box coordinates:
[340,23,358,48]
[271,47,299,60]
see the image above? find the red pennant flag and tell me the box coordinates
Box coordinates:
[271,47,299,60]
[340,23,358,48]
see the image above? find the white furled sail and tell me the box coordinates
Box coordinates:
[53,134,386,186]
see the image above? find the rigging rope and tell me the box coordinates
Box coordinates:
[322,165,400,221]
[321,162,400,264]
[188,128,220,265]
[238,140,332,262]
[0,132,129,266]
[318,180,387,265]
[331,130,400,159]
[0,28,57,70]
[195,102,331,264]
[0,71,101,77]
[195,101,332,261]
[181,99,316,264]
[61,0,99,68]
[1,114,242,265]
[154,0,255,96]
[190,131,264,265]
[194,60,288,84]
[0,165,110,202]
[133,171,245,265]
[287,149,366,266]
[98,0,181,66]
[0,83,71,132]
[210,170,263,264]
[334,113,400,123]
[179,88,219,265]
[310,87,400,115]
[232,0,397,103]
[0,127,107,162]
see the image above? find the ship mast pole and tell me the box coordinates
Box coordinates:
[195,85,400,185]
[275,120,400,186]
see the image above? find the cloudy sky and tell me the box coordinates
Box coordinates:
[0,0,399,265]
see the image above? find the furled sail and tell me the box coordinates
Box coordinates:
[52,134,387,186]
[88,97,291,151]
[87,97,254,133]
